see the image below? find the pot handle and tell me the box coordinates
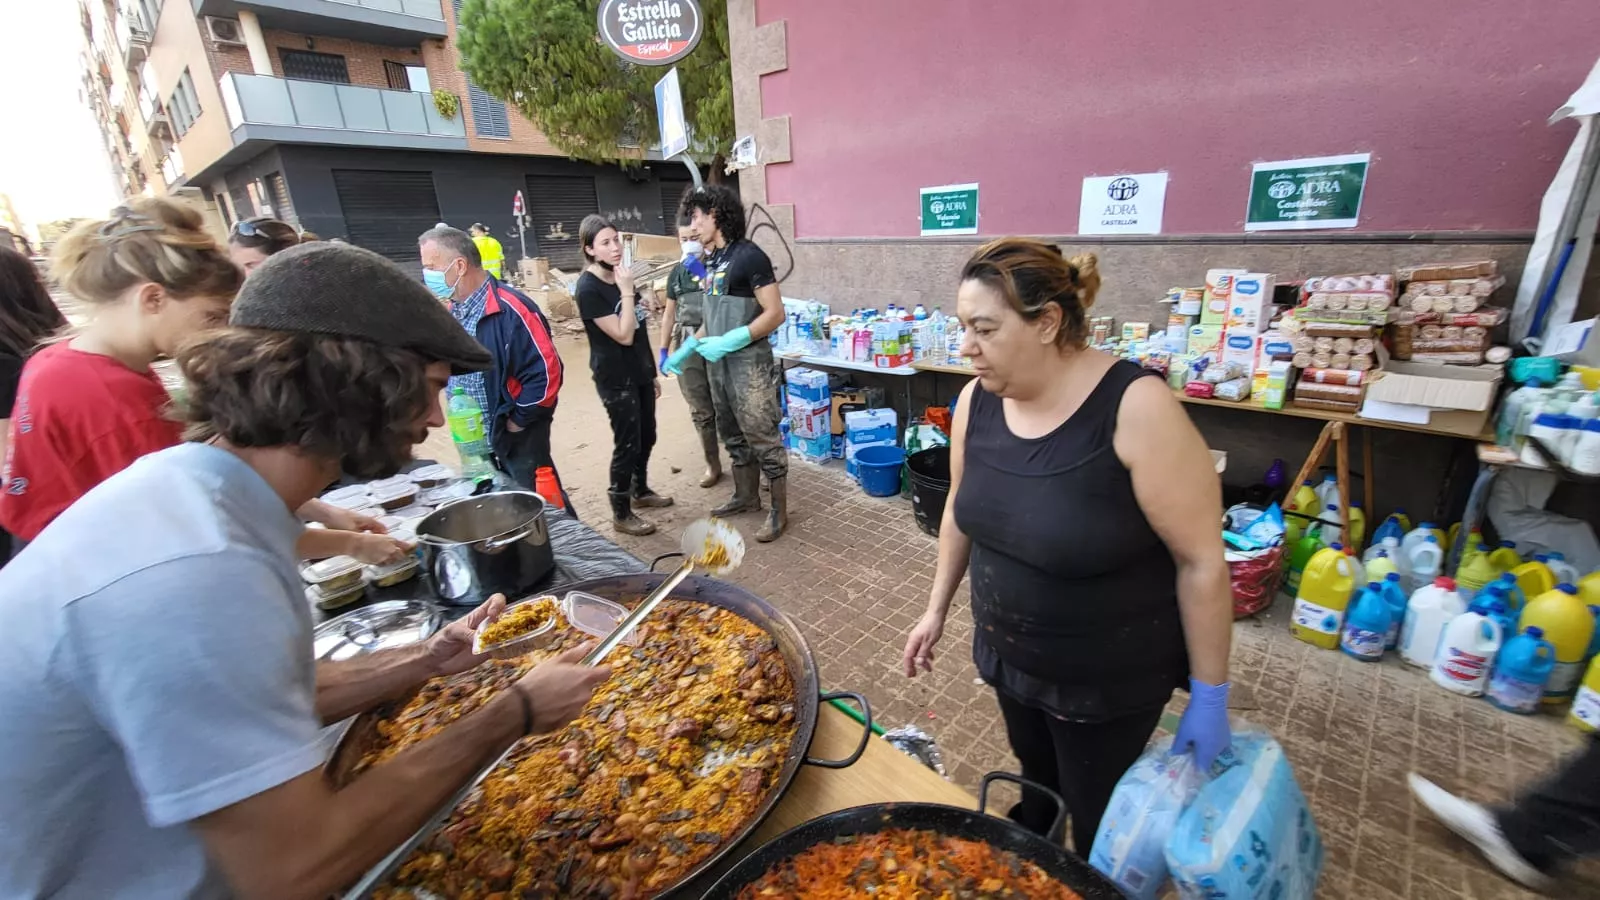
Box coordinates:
[481,523,539,552]
[650,552,685,572]
[803,691,872,769]
[977,771,1068,846]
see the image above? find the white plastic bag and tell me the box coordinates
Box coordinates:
[1089,736,1203,900]
[1165,729,1322,899]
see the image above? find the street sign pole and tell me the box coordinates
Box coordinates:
[513,190,526,260]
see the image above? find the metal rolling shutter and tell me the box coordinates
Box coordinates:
[523,174,598,270]
[332,169,440,274]
[660,178,693,233]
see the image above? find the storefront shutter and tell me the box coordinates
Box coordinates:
[523,174,598,270]
[332,169,441,274]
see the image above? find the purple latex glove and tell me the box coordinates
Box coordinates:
[1173,677,1230,770]
[658,347,669,373]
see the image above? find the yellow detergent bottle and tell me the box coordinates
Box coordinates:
[1284,483,1321,545]
[1431,523,1452,555]
[1347,504,1367,550]
[1291,544,1358,650]
[1455,546,1500,599]
[1487,541,1523,574]
[1513,559,1558,601]
[1459,531,1486,564]
[1580,572,1600,610]
[1364,550,1400,584]
[1572,654,1600,732]
[1520,583,1596,704]
[1447,523,1462,555]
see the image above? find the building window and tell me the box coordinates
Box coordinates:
[167,68,200,137]
[279,50,351,84]
[384,61,431,93]
[132,0,161,34]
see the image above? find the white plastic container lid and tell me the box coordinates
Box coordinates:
[420,480,476,506]
[563,591,637,644]
[408,463,455,485]
[300,555,364,587]
[367,475,415,493]
[364,556,419,587]
[369,483,420,505]
[388,504,434,522]
[305,580,366,611]
[321,487,373,510]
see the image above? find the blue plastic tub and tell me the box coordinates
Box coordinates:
[854,445,905,497]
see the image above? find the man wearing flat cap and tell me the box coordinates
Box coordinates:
[0,243,610,898]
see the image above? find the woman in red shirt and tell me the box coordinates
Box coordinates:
[0,201,405,563]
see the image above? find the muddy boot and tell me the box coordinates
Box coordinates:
[711,464,761,517]
[756,476,788,543]
[697,429,723,488]
[609,490,657,536]
[632,472,674,509]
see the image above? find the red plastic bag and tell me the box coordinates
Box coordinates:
[1228,545,1284,618]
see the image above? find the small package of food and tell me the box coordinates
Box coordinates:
[306,581,366,611]
[1200,361,1247,384]
[1293,396,1361,414]
[1292,352,1315,369]
[1332,337,1354,354]
[407,463,455,487]
[1122,322,1151,342]
[301,555,364,592]
[1184,381,1216,399]
[1299,368,1365,386]
[1213,377,1252,401]
[474,595,561,658]
[1349,354,1375,371]
[1296,381,1363,403]
[1396,260,1498,282]
[364,556,419,588]
[1330,352,1353,370]
[369,482,420,512]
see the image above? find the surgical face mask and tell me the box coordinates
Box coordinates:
[423,262,461,300]
[681,240,703,259]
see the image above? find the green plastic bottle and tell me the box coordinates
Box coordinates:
[1285,525,1324,594]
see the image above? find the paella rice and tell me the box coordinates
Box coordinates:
[476,595,560,648]
[354,599,798,899]
[734,827,1084,899]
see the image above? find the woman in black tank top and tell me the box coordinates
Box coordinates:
[901,238,1234,854]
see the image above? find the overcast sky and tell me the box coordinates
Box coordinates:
[0,1,121,233]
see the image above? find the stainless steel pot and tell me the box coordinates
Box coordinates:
[413,491,554,606]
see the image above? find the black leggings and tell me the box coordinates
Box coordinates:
[1499,735,1600,873]
[995,690,1164,854]
[597,381,658,495]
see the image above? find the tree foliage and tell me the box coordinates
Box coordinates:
[456,0,732,166]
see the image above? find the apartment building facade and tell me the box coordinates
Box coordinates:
[79,0,702,272]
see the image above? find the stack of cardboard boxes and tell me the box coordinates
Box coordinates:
[784,368,831,462]
[844,409,898,481]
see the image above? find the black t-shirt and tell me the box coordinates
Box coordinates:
[705,239,776,299]
[576,271,655,387]
[0,351,22,415]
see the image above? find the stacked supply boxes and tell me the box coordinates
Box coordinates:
[844,408,898,481]
[784,367,831,462]
[1219,273,1277,398]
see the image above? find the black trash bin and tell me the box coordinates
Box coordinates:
[906,446,951,537]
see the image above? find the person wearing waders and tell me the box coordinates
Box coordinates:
[664,185,788,542]
[657,215,724,489]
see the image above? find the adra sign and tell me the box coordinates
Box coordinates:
[597,0,704,66]
[920,183,979,236]
[1245,153,1370,231]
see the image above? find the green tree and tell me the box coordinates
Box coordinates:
[456,0,732,167]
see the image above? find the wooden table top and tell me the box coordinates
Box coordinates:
[1174,389,1494,442]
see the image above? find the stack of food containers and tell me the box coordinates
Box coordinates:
[784,367,831,462]
[1390,261,1506,365]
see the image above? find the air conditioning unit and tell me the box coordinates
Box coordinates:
[205,17,246,47]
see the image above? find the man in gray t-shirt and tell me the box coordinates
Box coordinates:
[0,243,610,898]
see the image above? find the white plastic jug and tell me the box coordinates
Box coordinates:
[1407,535,1445,591]
[1365,537,1412,583]
[1545,552,1581,586]
[1400,523,1437,558]
[1429,611,1502,696]
[1314,474,1341,515]
[1400,577,1465,669]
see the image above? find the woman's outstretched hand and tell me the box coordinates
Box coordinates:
[902,609,946,678]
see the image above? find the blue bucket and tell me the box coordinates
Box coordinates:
[855,445,905,497]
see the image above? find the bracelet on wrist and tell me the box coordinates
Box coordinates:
[512,685,534,736]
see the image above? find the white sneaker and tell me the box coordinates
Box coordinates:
[1409,773,1554,892]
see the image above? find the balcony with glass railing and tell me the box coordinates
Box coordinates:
[192,0,445,44]
[218,73,466,152]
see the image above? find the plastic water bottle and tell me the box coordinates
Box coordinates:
[447,387,493,479]
[912,303,929,321]
[930,311,947,364]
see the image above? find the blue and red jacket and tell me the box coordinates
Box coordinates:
[475,277,563,436]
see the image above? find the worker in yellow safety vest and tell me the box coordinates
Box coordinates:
[470,223,505,279]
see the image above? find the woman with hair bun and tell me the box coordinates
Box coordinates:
[901,238,1233,854]
[227,216,306,273]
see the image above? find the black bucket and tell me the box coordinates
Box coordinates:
[906,446,951,537]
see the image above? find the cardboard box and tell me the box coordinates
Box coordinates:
[1263,360,1291,410]
[844,408,897,446]
[831,389,870,435]
[874,351,915,369]
[1541,316,1599,367]
[1188,324,1224,358]
[787,400,830,439]
[788,432,831,462]
[1202,268,1247,325]
[784,367,830,405]
[1362,360,1502,436]
[1220,327,1260,377]
[1226,273,1276,334]
[621,232,680,268]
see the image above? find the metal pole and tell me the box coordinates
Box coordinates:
[680,154,703,189]
[518,217,526,261]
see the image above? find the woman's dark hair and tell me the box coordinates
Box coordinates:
[679,184,745,243]
[0,246,66,357]
[229,216,303,257]
[176,328,431,479]
[960,238,1101,348]
[579,214,617,264]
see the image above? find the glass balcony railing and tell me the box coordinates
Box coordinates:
[219,73,465,143]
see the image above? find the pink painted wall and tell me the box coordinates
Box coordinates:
[756,0,1600,238]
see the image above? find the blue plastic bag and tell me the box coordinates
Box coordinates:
[1165,729,1322,900]
[1089,737,1204,900]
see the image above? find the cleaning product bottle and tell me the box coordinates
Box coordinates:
[1430,610,1502,696]
[1341,583,1392,661]
[1291,545,1358,650]
[1400,577,1465,669]
[1586,606,1600,665]
[1580,572,1600,612]
[1487,541,1522,574]
[1318,503,1345,547]
[1393,508,1414,532]
[1314,473,1341,514]
[1381,573,1409,649]
[1408,535,1445,591]
[1497,377,1545,448]
[1512,558,1558,600]
[1364,537,1410,587]
[1544,551,1581,586]
[1573,653,1600,731]
[1347,503,1367,549]
[1402,522,1439,558]
[1345,544,1366,589]
[1284,526,1323,594]
[1519,583,1596,703]
[1574,419,1600,476]
[1264,458,1286,491]
[1447,522,1463,557]
[1493,572,1528,614]
[1288,481,1322,520]
[1490,627,1556,715]
[1371,512,1407,547]
[1364,549,1400,585]
[1458,532,1486,565]
[1454,546,1500,600]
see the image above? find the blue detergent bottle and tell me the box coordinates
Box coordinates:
[1495,572,1528,615]
[1340,582,1392,661]
[1487,626,1557,714]
[1372,511,1407,546]
[1381,573,1409,649]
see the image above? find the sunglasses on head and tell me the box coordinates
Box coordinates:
[231,218,293,240]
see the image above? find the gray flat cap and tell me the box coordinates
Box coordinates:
[231,241,492,374]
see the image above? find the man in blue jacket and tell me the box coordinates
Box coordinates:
[420,226,566,497]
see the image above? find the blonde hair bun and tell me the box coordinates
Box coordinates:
[52,197,241,307]
[1067,253,1100,311]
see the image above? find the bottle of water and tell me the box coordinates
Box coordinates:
[930,310,947,364]
[913,304,929,321]
[447,387,493,479]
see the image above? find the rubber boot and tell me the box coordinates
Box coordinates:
[697,429,723,488]
[711,464,761,517]
[609,490,656,536]
[756,476,788,543]
[631,471,674,509]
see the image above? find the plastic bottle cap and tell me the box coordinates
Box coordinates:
[1526,626,1544,638]
[1558,583,1578,594]
[1420,521,1435,528]
[1500,540,1516,548]
[1376,550,1389,558]
[1476,543,1490,551]
[1500,573,1518,584]
[1436,576,1457,589]
[1368,582,1381,589]
[1424,535,1439,544]
[1590,606,1600,616]
[1385,572,1401,582]
[1330,542,1343,551]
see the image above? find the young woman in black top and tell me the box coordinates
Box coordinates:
[0,247,67,562]
[901,238,1233,853]
[576,215,672,536]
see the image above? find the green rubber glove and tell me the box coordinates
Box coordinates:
[663,336,700,376]
[696,326,754,363]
